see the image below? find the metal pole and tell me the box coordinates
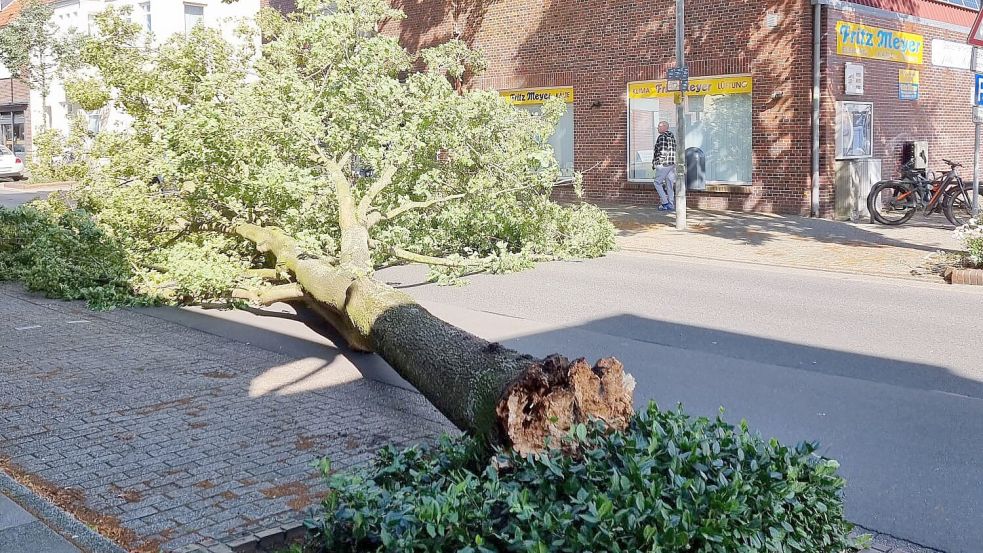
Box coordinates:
[674,0,687,230]
[974,122,980,218]
[811,1,822,217]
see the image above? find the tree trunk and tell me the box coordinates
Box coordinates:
[236,224,635,454]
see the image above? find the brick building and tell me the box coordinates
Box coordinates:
[390,0,982,217]
[0,0,33,160]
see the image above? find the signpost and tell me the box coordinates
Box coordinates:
[973,72,983,218]
[969,13,983,218]
[673,0,687,230]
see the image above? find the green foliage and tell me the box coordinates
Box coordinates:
[21,0,615,307]
[954,217,983,267]
[0,206,149,309]
[27,117,92,183]
[0,0,83,125]
[309,403,868,553]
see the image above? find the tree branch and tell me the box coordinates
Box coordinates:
[380,193,466,224]
[356,164,397,220]
[390,247,492,268]
[232,283,305,305]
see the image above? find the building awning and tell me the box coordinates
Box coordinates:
[845,0,977,27]
[0,103,27,111]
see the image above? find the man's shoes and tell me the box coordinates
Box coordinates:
[658,203,672,211]
[667,202,676,212]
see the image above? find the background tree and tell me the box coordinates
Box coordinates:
[0,0,82,129]
[44,0,627,452]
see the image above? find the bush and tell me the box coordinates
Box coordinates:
[0,206,148,309]
[26,117,92,184]
[955,216,983,268]
[308,403,867,553]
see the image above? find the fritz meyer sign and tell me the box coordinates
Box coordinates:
[836,21,924,64]
[501,87,574,106]
[628,75,753,99]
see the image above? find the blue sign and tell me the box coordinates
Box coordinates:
[976,74,983,106]
[899,84,919,101]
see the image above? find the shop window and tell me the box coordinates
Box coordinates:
[184,3,204,32]
[500,87,575,179]
[628,76,753,184]
[0,111,26,158]
[835,101,873,160]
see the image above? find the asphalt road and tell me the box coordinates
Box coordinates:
[0,191,42,209]
[5,187,982,550]
[374,253,983,553]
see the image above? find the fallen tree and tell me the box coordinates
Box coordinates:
[27,0,628,452]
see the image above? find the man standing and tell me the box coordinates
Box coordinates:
[652,121,676,211]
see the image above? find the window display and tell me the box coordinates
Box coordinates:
[628,76,752,184]
[836,101,873,159]
[501,87,575,178]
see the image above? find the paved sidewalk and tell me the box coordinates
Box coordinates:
[0,283,452,551]
[606,205,963,282]
[0,491,80,553]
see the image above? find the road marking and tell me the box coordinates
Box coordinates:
[65,320,91,324]
[14,325,41,331]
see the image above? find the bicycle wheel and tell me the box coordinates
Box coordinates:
[944,183,976,227]
[868,181,916,225]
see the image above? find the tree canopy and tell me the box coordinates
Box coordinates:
[43,0,614,304]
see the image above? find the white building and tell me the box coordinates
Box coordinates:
[0,0,262,156]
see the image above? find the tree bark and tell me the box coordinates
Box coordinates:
[235,223,635,453]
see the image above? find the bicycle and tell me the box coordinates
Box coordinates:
[867,159,975,227]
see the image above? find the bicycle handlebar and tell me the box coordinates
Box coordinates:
[942,158,963,169]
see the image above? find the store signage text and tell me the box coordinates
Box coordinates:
[836,21,924,64]
[500,87,574,105]
[628,75,753,99]
[899,70,919,101]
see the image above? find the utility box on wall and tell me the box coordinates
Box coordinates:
[902,141,929,170]
[835,159,882,222]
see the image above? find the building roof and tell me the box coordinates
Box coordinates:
[840,0,978,27]
[0,0,57,28]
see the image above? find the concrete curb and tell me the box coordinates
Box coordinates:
[0,469,127,553]
[172,519,307,553]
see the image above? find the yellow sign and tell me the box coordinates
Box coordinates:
[836,21,923,64]
[899,69,919,100]
[501,87,574,105]
[628,75,753,99]
[899,70,919,84]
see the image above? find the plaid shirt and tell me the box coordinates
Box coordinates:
[653,131,677,167]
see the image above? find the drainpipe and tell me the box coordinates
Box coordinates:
[811,0,827,217]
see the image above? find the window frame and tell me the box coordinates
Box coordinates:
[625,74,754,186]
[183,2,205,33]
[498,86,576,181]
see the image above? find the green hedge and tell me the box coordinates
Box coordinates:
[0,206,145,309]
[308,402,867,552]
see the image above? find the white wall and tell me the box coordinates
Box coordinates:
[37,0,262,137]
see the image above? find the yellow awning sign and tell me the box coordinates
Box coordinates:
[628,76,753,99]
[836,21,924,64]
[501,87,574,105]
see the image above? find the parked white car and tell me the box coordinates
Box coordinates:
[0,145,25,181]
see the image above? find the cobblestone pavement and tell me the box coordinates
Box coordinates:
[0,283,951,553]
[0,284,453,551]
[607,206,963,282]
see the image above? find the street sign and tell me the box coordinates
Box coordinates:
[971,9,983,47]
[666,66,689,81]
[976,74,983,106]
[974,106,983,124]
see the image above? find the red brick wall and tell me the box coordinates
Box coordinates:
[824,7,977,184]
[389,0,821,214]
[389,0,977,215]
